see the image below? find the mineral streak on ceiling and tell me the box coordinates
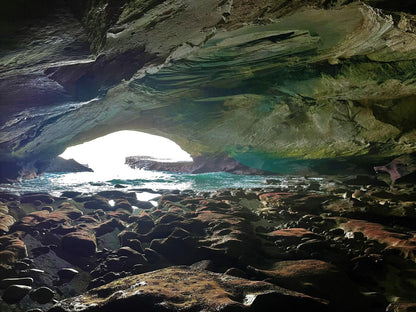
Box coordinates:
[0,0,416,180]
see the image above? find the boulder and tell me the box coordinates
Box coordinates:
[0,277,33,289]
[57,268,79,282]
[2,284,32,304]
[21,193,54,204]
[61,230,97,256]
[249,259,367,311]
[29,286,55,304]
[50,266,328,312]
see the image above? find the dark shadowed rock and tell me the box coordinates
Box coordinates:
[61,231,97,256]
[2,284,32,304]
[30,286,55,304]
[249,259,368,312]
[45,157,93,173]
[57,268,79,283]
[0,277,33,289]
[21,193,54,204]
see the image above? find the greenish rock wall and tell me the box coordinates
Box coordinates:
[1,0,416,179]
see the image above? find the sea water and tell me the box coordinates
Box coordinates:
[0,168,325,198]
[0,170,280,197]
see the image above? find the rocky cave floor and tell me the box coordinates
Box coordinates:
[1,177,416,312]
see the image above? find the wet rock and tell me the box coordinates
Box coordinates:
[0,193,20,202]
[21,193,54,204]
[2,284,32,304]
[57,268,79,282]
[130,212,155,234]
[134,200,154,210]
[15,260,30,270]
[123,239,143,253]
[340,219,416,260]
[262,228,319,243]
[41,206,54,213]
[0,277,33,288]
[155,213,185,225]
[61,230,96,256]
[95,218,124,236]
[150,234,201,265]
[224,267,250,279]
[0,232,27,265]
[143,248,162,263]
[50,266,327,312]
[84,197,111,210]
[297,239,330,253]
[31,246,51,257]
[118,230,141,245]
[116,246,146,265]
[30,286,55,304]
[61,191,82,198]
[107,209,131,221]
[0,211,15,233]
[114,199,133,213]
[12,202,82,232]
[386,301,416,312]
[249,259,368,311]
[114,184,126,188]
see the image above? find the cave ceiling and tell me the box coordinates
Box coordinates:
[0,0,416,179]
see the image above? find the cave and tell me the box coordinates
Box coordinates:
[1,1,416,311]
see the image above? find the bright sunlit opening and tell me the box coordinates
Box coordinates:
[59,131,192,175]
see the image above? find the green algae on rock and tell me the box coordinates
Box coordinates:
[48,266,328,312]
[1,1,416,179]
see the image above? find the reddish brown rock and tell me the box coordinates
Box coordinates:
[11,202,82,232]
[0,209,15,233]
[259,192,329,214]
[249,259,367,311]
[0,232,27,266]
[61,230,96,256]
[340,219,416,261]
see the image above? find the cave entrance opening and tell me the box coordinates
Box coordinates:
[59,130,192,176]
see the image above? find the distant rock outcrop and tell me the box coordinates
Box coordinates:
[125,155,269,175]
[44,157,93,173]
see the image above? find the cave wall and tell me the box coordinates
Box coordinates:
[1,0,416,180]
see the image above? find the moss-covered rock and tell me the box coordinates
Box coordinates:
[49,266,328,312]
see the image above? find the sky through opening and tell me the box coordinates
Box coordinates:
[59,130,192,174]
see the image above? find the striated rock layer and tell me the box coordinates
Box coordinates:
[1,0,416,180]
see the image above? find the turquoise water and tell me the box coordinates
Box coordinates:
[0,170,287,196]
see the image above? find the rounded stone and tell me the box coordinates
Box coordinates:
[29,286,55,304]
[0,277,33,289]
[15,261,30,270]
[2,284,32,304]
[57,268,79,282]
